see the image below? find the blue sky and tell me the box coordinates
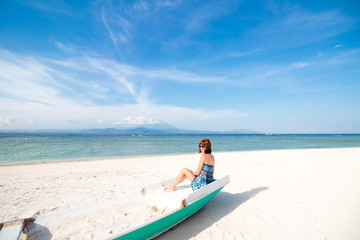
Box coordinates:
[0,0,359,133]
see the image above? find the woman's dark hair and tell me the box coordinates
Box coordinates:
[199,139,212,154]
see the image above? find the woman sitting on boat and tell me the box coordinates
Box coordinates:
[163,139,215,192]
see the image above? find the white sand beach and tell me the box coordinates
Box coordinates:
[1,148,360,240]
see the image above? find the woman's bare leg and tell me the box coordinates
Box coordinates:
[164,168,195,192]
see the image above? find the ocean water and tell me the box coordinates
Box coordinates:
[1,133,360,165]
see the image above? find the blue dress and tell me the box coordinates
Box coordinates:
[191,163,214,191]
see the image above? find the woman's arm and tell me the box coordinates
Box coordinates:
[212,154,215,174]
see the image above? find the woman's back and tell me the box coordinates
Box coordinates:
[202,153,215,166]
[202,163,214,174]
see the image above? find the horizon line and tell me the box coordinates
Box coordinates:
[0,128,359,135]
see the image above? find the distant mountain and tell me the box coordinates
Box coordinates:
[82,127,170,135]
[111,122,178,130]
[0,122,260,135]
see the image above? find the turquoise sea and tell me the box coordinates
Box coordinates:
[1,133,360,165]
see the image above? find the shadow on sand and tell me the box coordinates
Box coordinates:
[25,223,53,240]
[155,186,269,239]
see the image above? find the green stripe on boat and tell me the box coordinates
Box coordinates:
[113,187,223,240]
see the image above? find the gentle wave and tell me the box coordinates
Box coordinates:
[1,134,360,164]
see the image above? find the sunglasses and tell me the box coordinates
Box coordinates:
[199,145,206,148]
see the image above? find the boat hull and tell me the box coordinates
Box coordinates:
[113,187,223,240]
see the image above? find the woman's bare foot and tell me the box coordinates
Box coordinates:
[164,186,175,192]
[163,184,175,192]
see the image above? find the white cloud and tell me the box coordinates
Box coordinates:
[254,7,357,48]
[290,62,309,69]
[18,0,72,14]
[97,120,106,125]
[264,62,309,77]
[0,95,249,130]
[155,0,183,9]
[132,1,149,11]
[112,116,163,125]
[85,57,136,95]
[0,116,16,126]
[227,49,262,58]
[28,119,37,126]
[0,49,139,106]
[0,50,66,105]
[0,49,249,130]
[100,0,132,49]
[320,48,360,66]
[0,48,225,108]
[52,40,76,54]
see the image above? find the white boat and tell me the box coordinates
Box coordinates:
[0,218,35,240]
[0,175,230,240]
[109,174,230,240]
